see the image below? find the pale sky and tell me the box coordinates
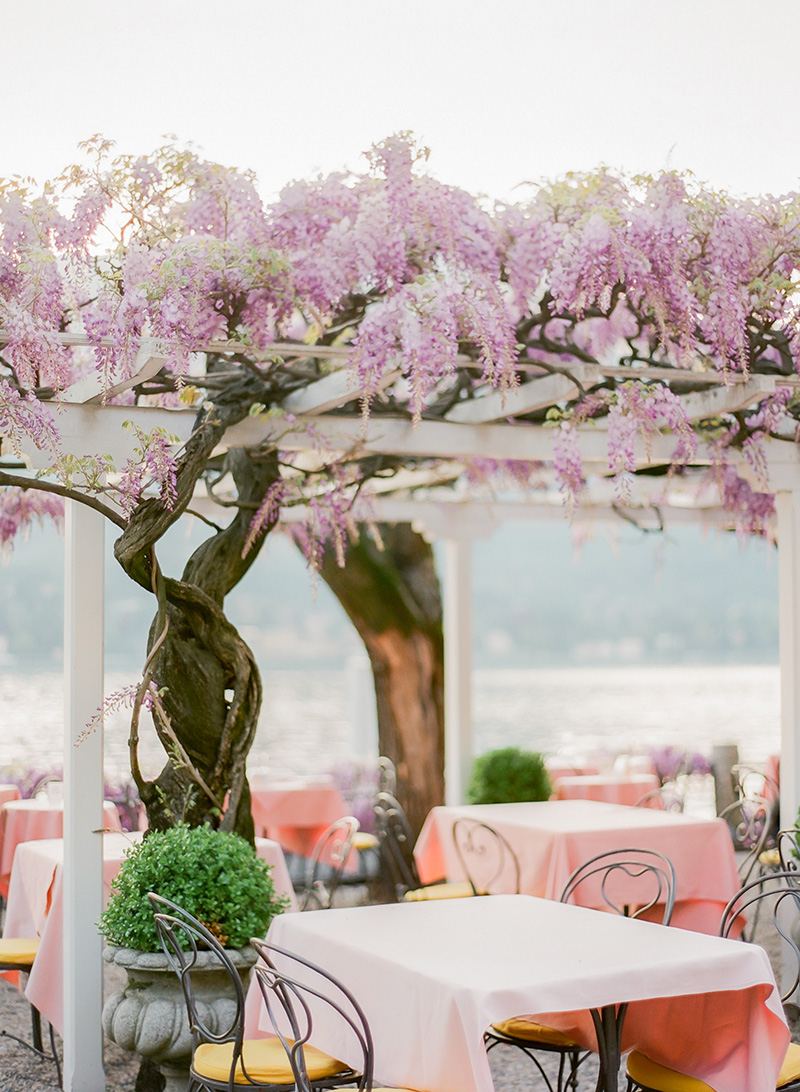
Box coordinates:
[3,0,799,204]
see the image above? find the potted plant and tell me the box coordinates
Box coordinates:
[100,823,288,1092]
[467,746,552,805]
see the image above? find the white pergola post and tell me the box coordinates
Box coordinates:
[63,500,106,1092]
[776,490,800,833]
[424,509,493,806]
[443,535,473,805]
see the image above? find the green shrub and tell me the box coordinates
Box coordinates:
[467,747,552,805]
[98,824,289,952]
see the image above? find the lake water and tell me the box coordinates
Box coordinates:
[0,663,781,783]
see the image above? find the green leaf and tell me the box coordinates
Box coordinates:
[98,823,289,951]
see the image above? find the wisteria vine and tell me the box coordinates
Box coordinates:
[2,133,800,551]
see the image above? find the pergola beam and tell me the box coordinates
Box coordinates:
[58,338,169,405]
[272,495,738,530]
[679,376,777,421]
[17,401,800,479]
[444,366,598,424]
[226,412,701,464]
[280,367,401,415]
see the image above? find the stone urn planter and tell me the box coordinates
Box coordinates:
[102,943,259,1092]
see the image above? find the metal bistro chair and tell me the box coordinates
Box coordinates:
[299,817,360,912]
[754,827,800,880]
[719,794,778,890]
[452,818,521,895]
[732,762,780,805]
[376,756,398,796]
[250,937,438,1092]
[485,848,676,1092]
[250,938,372,1092]
[778,828,800,875]
[373,792,473,903]
[626,870,800,1092]
[0,938,62,1085]
[634,782,685,813]
[149,892,364,1092]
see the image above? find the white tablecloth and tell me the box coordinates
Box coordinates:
[4,832,297,1034]
[259,895,788,1092]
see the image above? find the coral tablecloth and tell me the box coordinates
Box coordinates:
[0,798,121,897]
[257,896,788,1092]
[249,778,350,856]
[3,833,297,1034]
[0,784,21,808]
[414,799,740,933]
[551,773,660,806]
[544,758,600,783]
[766,753,781,801]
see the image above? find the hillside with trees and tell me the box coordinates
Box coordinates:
[0,520,777,671]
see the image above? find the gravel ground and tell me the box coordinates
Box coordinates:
[1,893,798,1092]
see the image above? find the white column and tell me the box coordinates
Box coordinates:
[776,490,800,833]
[443,536,473,805]
[63,500,106,1091]
[346,652,378,757]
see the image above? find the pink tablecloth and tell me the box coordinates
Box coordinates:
[551,773,660,806]
[765,754,781,801]
[0,798,121,897]
[544,759,599,783]
[249,779,350,856]
[0,784,21,808]
[258,896,787,1092]
[3,833,297,1034]
[414,800,741,933]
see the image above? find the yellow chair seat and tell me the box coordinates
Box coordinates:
[626,1050,723,1091]
[628,1041,800,1091]
[491,1017,579,1048]
[352,831,379,851]
[193,1037,348,1084]
[779,1042,800,1087]
[0,939,39,966]
[403,881,474,901]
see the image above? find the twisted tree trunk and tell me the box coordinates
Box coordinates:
[319,524,444,838]
[113,393,281,839]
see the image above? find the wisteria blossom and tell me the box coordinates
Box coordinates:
[0,486,63,555]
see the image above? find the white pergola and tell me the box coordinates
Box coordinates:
[7,338,800,1089]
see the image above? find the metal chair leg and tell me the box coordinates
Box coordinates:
[31,1002,43,1052]
[1,1003,61,1087]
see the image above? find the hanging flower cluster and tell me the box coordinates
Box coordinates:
[114,423,178,517]
[0,486,63,554]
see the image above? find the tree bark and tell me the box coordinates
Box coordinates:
[113,391,283,839]
[318,523,444,838]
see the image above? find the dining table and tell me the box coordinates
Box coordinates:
[413,799,741,933]
[3,831,297,1035]
[544,758,600,783]
[0,783,21,808]
[0,797,122,897]
[550,773,661,806]
[248,775,350,857]
[255,895,788,1092]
